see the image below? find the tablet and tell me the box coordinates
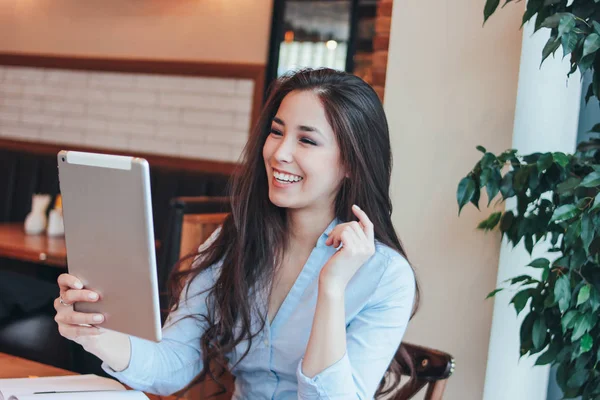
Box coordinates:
[57,150,162,342]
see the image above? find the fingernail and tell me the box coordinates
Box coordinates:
[93,315,103,322]
[353,204,360,209]
[74,282,83,289]
[89,293,98,300]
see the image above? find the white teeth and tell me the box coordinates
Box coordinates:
[273,170,303,182]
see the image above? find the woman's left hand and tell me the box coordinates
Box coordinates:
[319,205,376,292]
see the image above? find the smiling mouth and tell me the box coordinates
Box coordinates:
[272,169,304,184]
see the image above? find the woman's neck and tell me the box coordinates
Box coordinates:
[286,208,335,251]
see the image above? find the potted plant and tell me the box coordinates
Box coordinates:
[457,1,600,398]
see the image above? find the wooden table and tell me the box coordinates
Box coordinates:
[0,352,174,400]
[0,223,67,268]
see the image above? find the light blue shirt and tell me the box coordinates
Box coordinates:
[103,218,416,399]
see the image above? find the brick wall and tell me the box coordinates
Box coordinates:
[0,65,254,163]
[372,0,392,101]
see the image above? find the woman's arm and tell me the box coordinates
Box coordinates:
[298,254,416,399]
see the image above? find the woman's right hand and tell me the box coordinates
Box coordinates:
[54,273,106,349]
[54,273,132,372]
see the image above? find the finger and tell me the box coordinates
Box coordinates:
[58,324,102,340]
[352,205,374,240]
[340,229,360,251]
[54,307,105,325]
[349,221,368,242]
[58,274,83,291]
[60,289,100,305]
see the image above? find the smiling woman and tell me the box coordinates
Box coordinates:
[55,68,419,400]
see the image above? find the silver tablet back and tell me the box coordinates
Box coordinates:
[58,150,162,342]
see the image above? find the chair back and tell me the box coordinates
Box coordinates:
[388,342,455,400]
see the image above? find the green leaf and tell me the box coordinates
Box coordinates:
[528,258,550,269]
[499,171,515,198]
[499,211,514,232]
[594,21,600,34]
[486,288,503,299]
[486,169,502,205]
[542,36,561,64]
[580,333,593,353]
[567,369,589,389]
[556,176,581,194]
[561,31,579,58]
[577,285,591,307]
[484,0,500,23]
[562,310,578,334]
[579,53,595,75]
[457,177,476,215]
[541,12,568,29]
[581,171,600,187]
[554,275,571,313]
[583,33,600,58]
[536,153,553,173]
[558,14,576,37]
[476,145,487,153]
[553,152,569,167]
[550,204,580,223]
[478,211,502,231]
[511,289,534,315]
[535,341,559,365]
[572,313,592,341]
[581,212,595,253]
[532,315,547,349]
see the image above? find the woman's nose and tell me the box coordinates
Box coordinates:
[273,138,294,163]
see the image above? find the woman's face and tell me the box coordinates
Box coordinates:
[262,90,346,212]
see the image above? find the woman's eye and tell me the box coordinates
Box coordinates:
[270,129,282,136]
[300,138,317,146]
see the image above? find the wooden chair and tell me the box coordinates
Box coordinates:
[165,197,455,399]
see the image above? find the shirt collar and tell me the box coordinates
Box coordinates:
[316,217,341,247]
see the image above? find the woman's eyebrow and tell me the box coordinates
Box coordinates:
[273,117,325,140]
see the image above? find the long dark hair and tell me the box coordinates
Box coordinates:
[169,68,420,397]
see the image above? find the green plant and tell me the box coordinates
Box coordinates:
[454,1,600,398]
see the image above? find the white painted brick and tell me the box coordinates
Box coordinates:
[0,82,22,96]
[44,100,86,115]
[84,88,111,103]
[131,106,179,123]
[159,92,205,109]
[84,132,129,151]
[108,121,154,136]
[233,112,252,132]
[128,136,180,156]
[87,104,132,119]
[204,129,248,147]
[179,141,231,161]
[110,90,157,105]
[21,112,62,127]
[1,125,39,141]
[155,124,200,141]
[229,145,247,162]
[0,97,42,111]
[135,74,180,91]
[0,110,20,124]
[22,84,49,97]
[63,116,107,132]
[178,77,236,95]
[89,71,136,89]
[181,110,234,128]
[208,96,252,113]
[235,79,254,96]
[39,127,84,146]
[4,66,45,82]
[45,69,88,84]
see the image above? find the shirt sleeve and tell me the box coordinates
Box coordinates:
[296,253,416,399]
[102,227,222,396]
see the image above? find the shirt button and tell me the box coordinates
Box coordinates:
[264,339,269,346]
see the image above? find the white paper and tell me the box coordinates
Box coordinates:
[0,375,126,400]
[12,391,148,400]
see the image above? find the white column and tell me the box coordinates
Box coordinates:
[482,20,581,400]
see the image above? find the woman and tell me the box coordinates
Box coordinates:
[54,68,418,399]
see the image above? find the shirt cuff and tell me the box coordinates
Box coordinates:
[101,335,155,388]
[296,352,355,399]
